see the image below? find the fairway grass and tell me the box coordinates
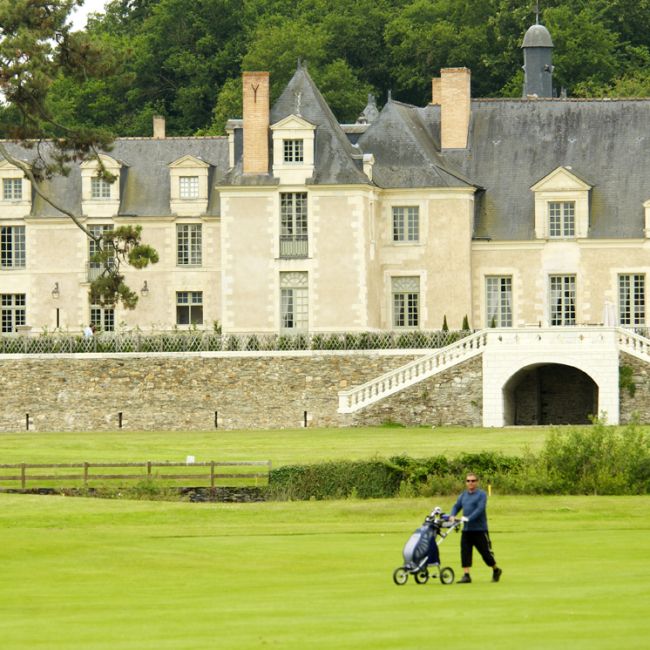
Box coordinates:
[1,494,649,649]
[0,426,552,468]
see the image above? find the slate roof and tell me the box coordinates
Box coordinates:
[357,100,476,189]
[222,64,370,186]
[434,99,650,239]
[2,137,229,218]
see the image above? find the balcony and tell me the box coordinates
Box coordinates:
[279,235,308,258]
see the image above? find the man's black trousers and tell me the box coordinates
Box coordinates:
[461,530,496,568]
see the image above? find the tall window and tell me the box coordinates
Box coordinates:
[280,272,308,332]
[619,274,645,326]
[549,275,576,325]
[179,176,199,199]
[392,207,419,242]
[90,305,115,332]
[2,178,22,200]
[486,276,512,327]
[283,139,304,163]
[392,277,420,328]
[280,192,308,258]
[177,224,202,266]
[91,176,112,199]
[548,202,575,238]
[1,226,26,269]
[88,225,114,281]
[1,294,26,332]
[176,291,203,325]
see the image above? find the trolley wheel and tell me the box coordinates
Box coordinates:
[439,566,455,585]
[414,569,429,584]
[393,567,408,585]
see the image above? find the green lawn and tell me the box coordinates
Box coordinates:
[1,494,649,649]
[0,426,551,468]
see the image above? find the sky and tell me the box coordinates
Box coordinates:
[70,0,109,30]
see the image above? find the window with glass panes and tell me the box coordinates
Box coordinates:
[176,291,203,325]
[91,176,112,199]
[2,178,22,200]
[392,276,420,328]
[179,176,199,199]
[280,192,308,257]
[392,207,419,242]
[486,276,512,327]
[549,275,576,325]
[548,201,575,237]
[1,294,26,332]
[90,305,115,332]
[1,226,26,269]
[283,139,304,163]
[280,272,308,332]
[177,224,202,266]
[88,225,114,277]
[618,274,645,326]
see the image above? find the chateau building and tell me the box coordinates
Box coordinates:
[2,22,650,339]
[3,21,650,429]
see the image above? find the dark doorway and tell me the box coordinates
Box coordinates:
[503,364,598,425]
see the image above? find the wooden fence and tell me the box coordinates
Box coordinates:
[0,460,271,489]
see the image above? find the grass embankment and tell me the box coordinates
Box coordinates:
[1,494,649,649]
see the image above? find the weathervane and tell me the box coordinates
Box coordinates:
[535,0,540,24]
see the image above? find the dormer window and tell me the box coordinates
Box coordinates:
[179,176,200,199]
[548,201,575,238]
[270,115,316,184]
[168,156,210,216]
[531,167,592,240]
[81,154,122,217]
[0,159,32,217]
[3,178,22,201]
[283,139,304,163]
[91,176,112,200]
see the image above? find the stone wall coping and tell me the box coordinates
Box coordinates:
[0,349,426,362]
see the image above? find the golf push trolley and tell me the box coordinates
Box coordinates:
[392,507,466,586]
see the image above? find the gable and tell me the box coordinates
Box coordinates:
[168,154,210,169]
[270,114,316,131]
[530,166,593,192]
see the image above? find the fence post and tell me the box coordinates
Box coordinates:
[210,461,215,488]
[147,461,152,478]
[84,462,89,485]
[21,463,26,489]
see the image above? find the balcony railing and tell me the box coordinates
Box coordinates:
[279,235,308,258]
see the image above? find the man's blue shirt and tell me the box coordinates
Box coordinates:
[450,489,489,531]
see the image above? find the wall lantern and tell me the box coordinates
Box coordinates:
[51,282,60,299]
[141,281,149,297]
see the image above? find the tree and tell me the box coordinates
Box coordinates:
[0,0,158,309]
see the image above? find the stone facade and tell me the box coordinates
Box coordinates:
[619,352,650,424]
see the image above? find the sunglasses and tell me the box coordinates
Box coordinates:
[466,479,477,483]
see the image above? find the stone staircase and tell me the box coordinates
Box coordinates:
[617,327,650,362]
[337,330,488,414]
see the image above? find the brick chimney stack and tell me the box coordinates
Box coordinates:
[243,71,270,174]
[431,68,471,149]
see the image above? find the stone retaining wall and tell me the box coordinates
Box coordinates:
[2,351,647,432]
[0,351,481,432]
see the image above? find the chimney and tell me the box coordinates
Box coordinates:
[153,115,165,139]
[435,68,471,149]
[242,71,270,174]
[431,78,442,105]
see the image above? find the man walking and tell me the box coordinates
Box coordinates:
[449,472,502,583]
